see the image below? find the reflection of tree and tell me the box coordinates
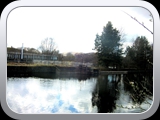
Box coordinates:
[123,72,153,110]
[55,73,92,81]
[91,75,120,113]
[77,74,91,81]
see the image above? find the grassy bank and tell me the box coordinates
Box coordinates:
[7,62,69,67]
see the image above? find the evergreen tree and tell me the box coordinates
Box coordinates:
[124,36,153,69]
[94,21,123,69]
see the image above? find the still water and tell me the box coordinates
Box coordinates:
[7,73,153,114]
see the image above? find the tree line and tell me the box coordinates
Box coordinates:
[94,21,153,70]
[8,21,153,70]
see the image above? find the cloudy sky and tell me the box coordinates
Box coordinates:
[7,7,153,53]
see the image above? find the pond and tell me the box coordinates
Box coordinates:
[7,72,153,114]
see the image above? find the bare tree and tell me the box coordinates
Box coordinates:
[39,38,58,55]
[118,27,126,44]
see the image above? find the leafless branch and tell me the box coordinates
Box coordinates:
[122,11,153,34]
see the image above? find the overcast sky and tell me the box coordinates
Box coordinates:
[7,7,153,53]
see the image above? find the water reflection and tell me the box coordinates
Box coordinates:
[123,72,153,105]
[91,72,153,113]
[7,75,97,113]
[91,74,121,113]
[7,72,153,114]
[7,72,92,81]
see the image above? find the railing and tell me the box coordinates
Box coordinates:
[7,52,57,61]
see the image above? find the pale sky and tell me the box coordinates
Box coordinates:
[7,7,153,53]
